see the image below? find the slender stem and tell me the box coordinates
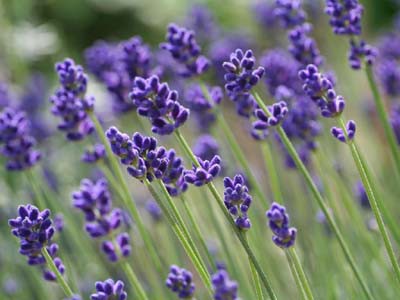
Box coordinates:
[285,250,307,300]
[25,169,47,210]
[246,235,264,300]
[338,117,400,284]
[89,112,164,274]
[155,180,210,277]
[181,194,217,270]
[174,129,277,298]
[120,261,149,300]
[41,248,74,298]
[252,92,374,300]
[288,248,314,300]
[365,65,400,178]
[98,162,126,203]
[144,180,214,297]
[261,141,283,202]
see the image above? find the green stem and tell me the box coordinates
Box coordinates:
[252,92,373,300]
[174,129,277,299]
[25,169,47,210]
[246,235,264,300]
[181,194,217,270]
[41,248,74,298]
[288,248,314,300]
[98,162,127,203]
[365,65,400,178]
[144,180,214,297]
[120,261,149,300]
[285,250,307,300]
[89,112,164,275]
[261,141,283,202]
[338,117,400,284]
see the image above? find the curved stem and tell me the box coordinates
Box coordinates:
[89,112,164,275]
[288,248,314,300]
[338,118,400,284]
[120,261,149,300]
[41,248,75,298]
[252,92,374,300]
[365,65,400,178]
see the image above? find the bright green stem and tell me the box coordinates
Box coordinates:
[41,248,75,298]
[174,128,277,299]
[338,117,400,284]
[144,180,214,297]
[155,180,210,277]
[252,92,373,300]
[285,250,307,300]
[246,235,265,300]
[25,169,47,210]
[261,141,283,202]
[365,65,400,178]
[181,194,217,270]
[198,81,269,207]
[89,112,164,274]
[288,248,314,300]
[120,262,149,300]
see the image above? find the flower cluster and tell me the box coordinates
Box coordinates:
[165,265,196,299]
[266,202,297,248]
[90,279,127,300]
[212,269,238,300]
[72,178,131,262]
[85,37,153,112]
[184,84,223,132]
[106,127,188,195]
[130,75,189,135]
[81,143,106,163]
[223,49,264,118]
[0,107,41,171]
[274,0,307,28]
[223,174,252,230]
[160,23,210,77]
[252,101,288,139]
[184,155,221,186]
[50,58,94,141]
[325,0,364,36]
[348,39,377,70]
[299,64,345,118]
[8,205,65,281]
[193,134,220,161]
[331,120,356,143]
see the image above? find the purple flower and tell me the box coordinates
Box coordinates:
[82,143,106,164]
[0,107,41,171]
[377,59,400,98]
[348,39,377,70]
[184,155,221,186]
[130,75,189,135]
[331,120,356,143]
[160,23,210,77]
[162,149,188,197]
[223,49,264,118]
[193,134,220,161]
[90,279,127,300]
[354,181,371,210]
[274,0,307,28]
[288,23,323,67]
[299,64,345,118]
[391,104,400,143]
[223,174,252,230]
[8,205,65,281]
[253,101,288,129]
[0,82,11,108]
[146,200,162,222]
[166,265,196,299]
[266,202,297,248]
[325,0,364,36]
[50,58,94,141]
[253,1,278,30]
[212,269,238,300]
[184,84,223,132]
[185,4,218,44]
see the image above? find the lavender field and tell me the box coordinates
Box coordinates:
[1,0,400,299]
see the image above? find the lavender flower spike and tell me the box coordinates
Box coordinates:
[184,155,221,186]
[212,269,238,300]
[331,120,356,143]
[8,204,65,281]
[90,279,127,300]
[325,0,364,36]
[160,23,210,77]
[266,202,297,248]
[166,265,196,298]
[274,0,307,29]
[223,174,252,230]
[82,143,106,163]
